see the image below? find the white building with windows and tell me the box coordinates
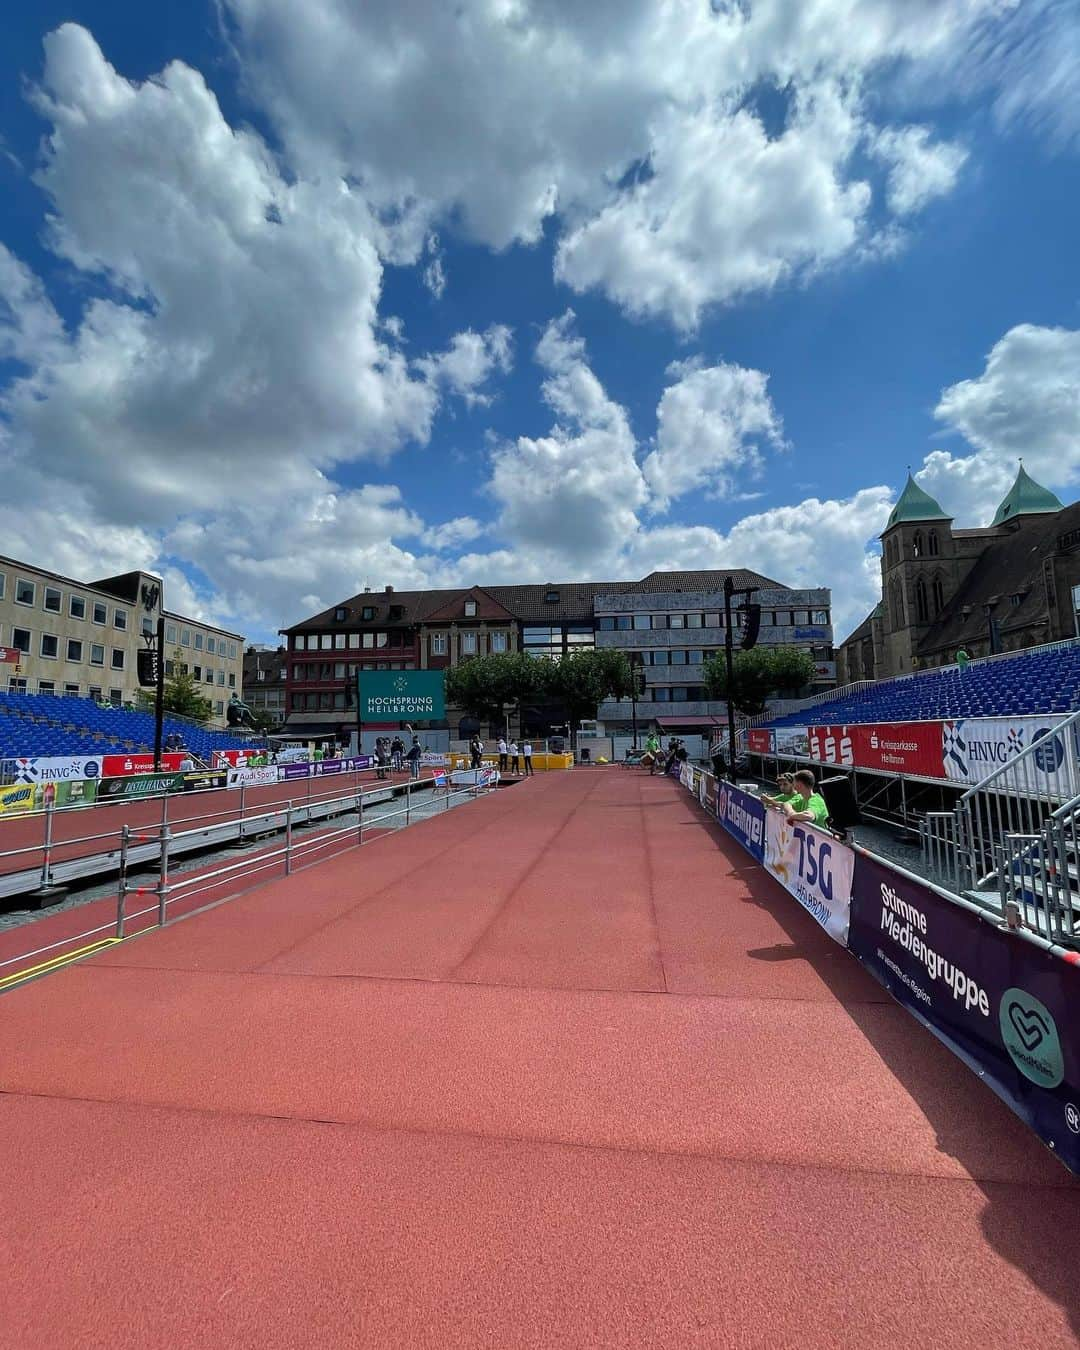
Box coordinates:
[0,557,244,728]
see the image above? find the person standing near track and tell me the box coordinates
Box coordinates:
[509,739,520,774]
[644,731,660,774]
[522,739,533,776]
[390,734,404,773]
[470,734,484,769]
[406,735,422,779]
[498,735,508,773]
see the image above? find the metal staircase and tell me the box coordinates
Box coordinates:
[921,706,1080,945]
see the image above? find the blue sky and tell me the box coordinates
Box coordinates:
[1,0,1078,644]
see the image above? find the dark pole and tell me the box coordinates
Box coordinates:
[153,613,166,771]
[724,577,737,782]
[630,653,640,750]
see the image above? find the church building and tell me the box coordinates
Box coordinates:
[838,465,1080,685]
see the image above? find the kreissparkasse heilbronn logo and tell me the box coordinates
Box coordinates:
[999,988,1064,1088]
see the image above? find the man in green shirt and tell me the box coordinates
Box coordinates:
[782,770,830,827]
[762,773,798,807]
[644,733,661,774]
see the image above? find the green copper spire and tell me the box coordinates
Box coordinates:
[884,473,950,529]
[991,463,1064,526]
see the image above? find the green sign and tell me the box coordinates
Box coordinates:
[357,669,445,722]
[101,773,185,799]
[998,987,1064,1088]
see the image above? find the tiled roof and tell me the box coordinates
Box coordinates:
[283,568,791,630]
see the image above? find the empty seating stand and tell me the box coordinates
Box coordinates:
[0,692,263,762]
[765,642,1080,730]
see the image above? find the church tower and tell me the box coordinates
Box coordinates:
[990,463,1064,529]
[879,474,953,678]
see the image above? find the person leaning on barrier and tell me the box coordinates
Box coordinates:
[710,743,727,780]
[781,770,830,827]
[644,732,660,774]
[761,773,797,807]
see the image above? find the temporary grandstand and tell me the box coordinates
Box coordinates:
[0,690,263,766]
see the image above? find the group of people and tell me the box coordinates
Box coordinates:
[761,769,830,826]
[373,734,422,780]
[641,733,687,776]
[494,736,534,775]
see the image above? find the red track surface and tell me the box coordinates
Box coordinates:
[1,769,1078,1348]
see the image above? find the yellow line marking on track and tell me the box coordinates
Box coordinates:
[0,937,123,993]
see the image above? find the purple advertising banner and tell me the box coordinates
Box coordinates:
[849,852,1080,1174]
[281,763,312,781]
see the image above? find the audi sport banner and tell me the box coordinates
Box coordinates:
[941,716,1078,796]
[849,852,1080,1174]
[746,728,775,755]
[764,810,853,946]
[808,722,945,780]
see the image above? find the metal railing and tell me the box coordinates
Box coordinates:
[1,771,498,989]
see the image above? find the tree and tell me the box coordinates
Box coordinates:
[702,646,815,715]
[444,651,548,727]
[547,648,634,732]
[137,647,214,724]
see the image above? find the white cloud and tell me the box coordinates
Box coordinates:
[869,125,968,215]
[644,357,785,509]
[416,325,513,408]
[0,27,513,637]
[422,516,484,551]
[922,323,1080,522]
[223,0,998,327]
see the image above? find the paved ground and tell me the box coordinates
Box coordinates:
[1,768,1078,1348]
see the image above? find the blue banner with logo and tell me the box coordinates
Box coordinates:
[714,781,766,863]
[849,852,1080,1173]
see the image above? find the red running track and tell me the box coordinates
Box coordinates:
[1,769,1078,1348]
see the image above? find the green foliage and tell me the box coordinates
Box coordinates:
[137,647,213,724]
[546,648,634,727]
[443,651,548,723]
[702,646,815,715]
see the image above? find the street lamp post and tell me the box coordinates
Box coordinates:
[629,653,644,750]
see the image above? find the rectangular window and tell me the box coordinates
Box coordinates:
[194,631,204,650]
[216,701,224,715]
[347,633,360,648]
[334,607,347,622]
[109,689,123,706]
[216,669,225,685]
[432,633,447,656]
[89,685,102,701]
[461,632,477,654]
[320,635,333,651]
[12,627,31,654]
[650,615,668,629]
[8,677,28,694]
[193,665,202,681]
[142,617,154,637]
[90,643,105,666]
[165,660,175,677]
[93,601,108,625]
[334,633,346,649]
[207,636,216,654]
[333,691,346,710]
[668,614,684,628]
[318,691,332,710]
[361,606,376,621]
[66,639,83,662]
[114,609,127,630]
[671,685,689,702]
[166,623,177,644]
[64,682,80,697]
[0,573,4,600]
[464,600,477,617]
[293,634,305,651]
[651,650,669,665]
[654,687,671,702]
[812,610,830,625]
[632,614,651,630]
[670,650,687,665]
[41,633,58,658]
[362,632,374,649]
[228,642,237,660]
[687,649,704,664]
[16,578,35,606]
[42,586,61,614]
[491,631,508,652]
[704,612,720,628]
[685,613,703,628]
[70,595,86,620]
[228,672,236,689]
[180,627,191,646]
[597,616,616,631]
[111,649,125,670]
[205,670,214,685]
[333,662,346,679]
[38,680,55,694]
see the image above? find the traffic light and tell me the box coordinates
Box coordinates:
[137,647,160,688]
[740,603,762,651]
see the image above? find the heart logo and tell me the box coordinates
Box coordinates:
[1007,1000,1048,1052]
